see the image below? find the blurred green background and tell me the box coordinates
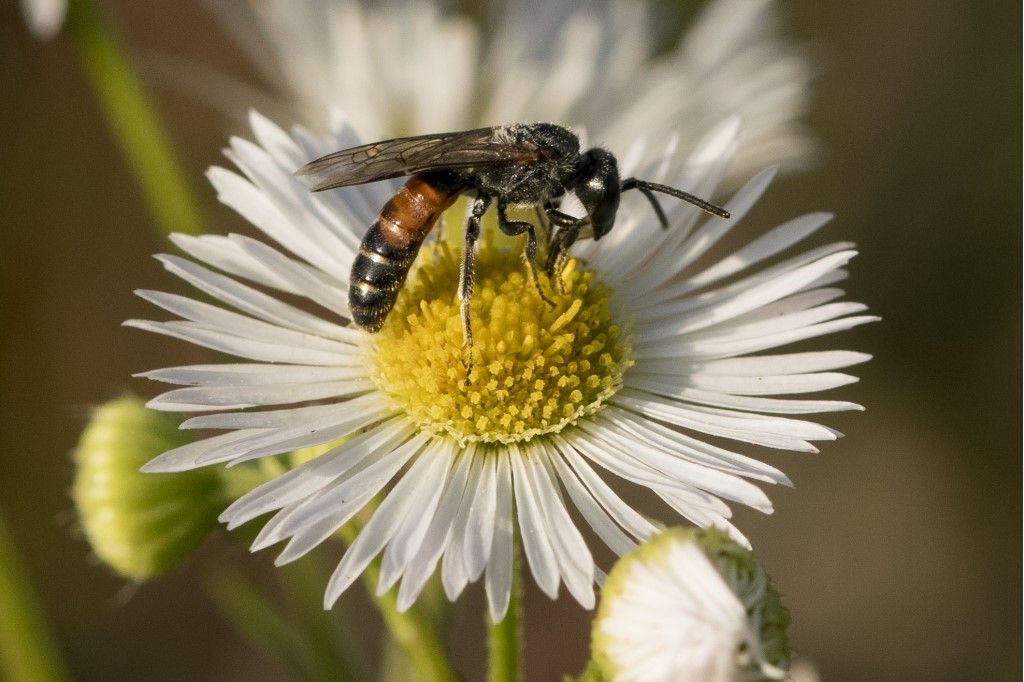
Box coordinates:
[0,0,1019,680]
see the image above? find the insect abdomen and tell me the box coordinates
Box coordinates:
[349,173,466,331]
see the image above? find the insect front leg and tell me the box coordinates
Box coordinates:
[545,208,585,293]
[459,193,492,384]
[497,199,554,307]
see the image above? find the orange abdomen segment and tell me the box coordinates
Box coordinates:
[376,175,462,248]
[348,172,468,331]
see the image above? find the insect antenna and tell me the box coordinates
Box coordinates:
[621,178,731,221]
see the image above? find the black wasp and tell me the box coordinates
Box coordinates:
[295,123,730,367]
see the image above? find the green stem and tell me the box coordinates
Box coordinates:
[0,511,69,682]
[218,464,456,680]
[337,525,457,682]
[66,0,204,238]
[487,535,522,682]
[280,558,357,682]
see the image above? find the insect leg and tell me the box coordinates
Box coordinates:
[497,199,554,307]
[544,208,585,294]
[460,193,492,384]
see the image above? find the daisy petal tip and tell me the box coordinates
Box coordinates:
[138,456,186,474]
[247,107,273,130]
[143,395,203,413]
[324,574,355,610]
[374,578,393,598]
[273,548,303,567]
[249,534,281,554]
[488,599,510,625]
[166,232,193,248]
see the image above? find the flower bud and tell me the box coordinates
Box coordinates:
[73,396,223,580]
[592,527,791,682]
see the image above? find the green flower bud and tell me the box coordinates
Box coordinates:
[73,396,223,580]
[592,527,791,682]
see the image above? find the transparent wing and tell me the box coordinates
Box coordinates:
[294,127,540,191]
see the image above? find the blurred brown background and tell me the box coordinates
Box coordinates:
[0,0,1019,680]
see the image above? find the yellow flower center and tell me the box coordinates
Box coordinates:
[371,239,632,445]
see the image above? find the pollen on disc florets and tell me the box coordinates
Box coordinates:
[370,240,633,445]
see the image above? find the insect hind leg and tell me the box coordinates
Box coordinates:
[497,199,554,307]
[459,193,492,385]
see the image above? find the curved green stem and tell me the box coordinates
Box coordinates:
[0,511,69,682]
[66,0,204,238]
[337,525,457,682]
[217,464,456,681]
[488,535,522,682]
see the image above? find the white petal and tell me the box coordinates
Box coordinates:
[378,444,455,593]
[485,450,514,622]
[140,429,264,473]
[137,363,367,387]
[152,253,358,342]
[462,447,498,581]
[21,0,65,40]
[131,285,354,361]
[523,445,595,607]
[621,380,862,415]
[636,315,880,361]
[180,397,383,429]
[545,444,638,556]
[510,444,560,599]
[636,251,857,342]
[600,406,791,485]
[670,166,779,281]
[671,350,873,377]
[263,432,431,555]
[629,369,860,397]
[551,434,660,542]
[169,233,303,296]
[632,241,855,313]
[677,212,834,295]
[228,235,349,316]
[123,319,348,366]
[320,439,450,605]
[219,417,413,528]
[567,428,692,493]
[396,449,475,612]
[579,419,774,512]
[219,138,354,278]
[146,380,372,411]
[441,445,482,600]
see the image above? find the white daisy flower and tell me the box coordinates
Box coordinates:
[127,110,874,620]
[204,0,815,181]
[592,527,789,682]
[21,0,66,40]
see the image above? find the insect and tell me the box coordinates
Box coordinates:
[295,123,729,370]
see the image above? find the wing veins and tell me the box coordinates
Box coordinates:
[294,127,540,191]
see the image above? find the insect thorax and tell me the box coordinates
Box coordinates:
[460,123,582,205]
